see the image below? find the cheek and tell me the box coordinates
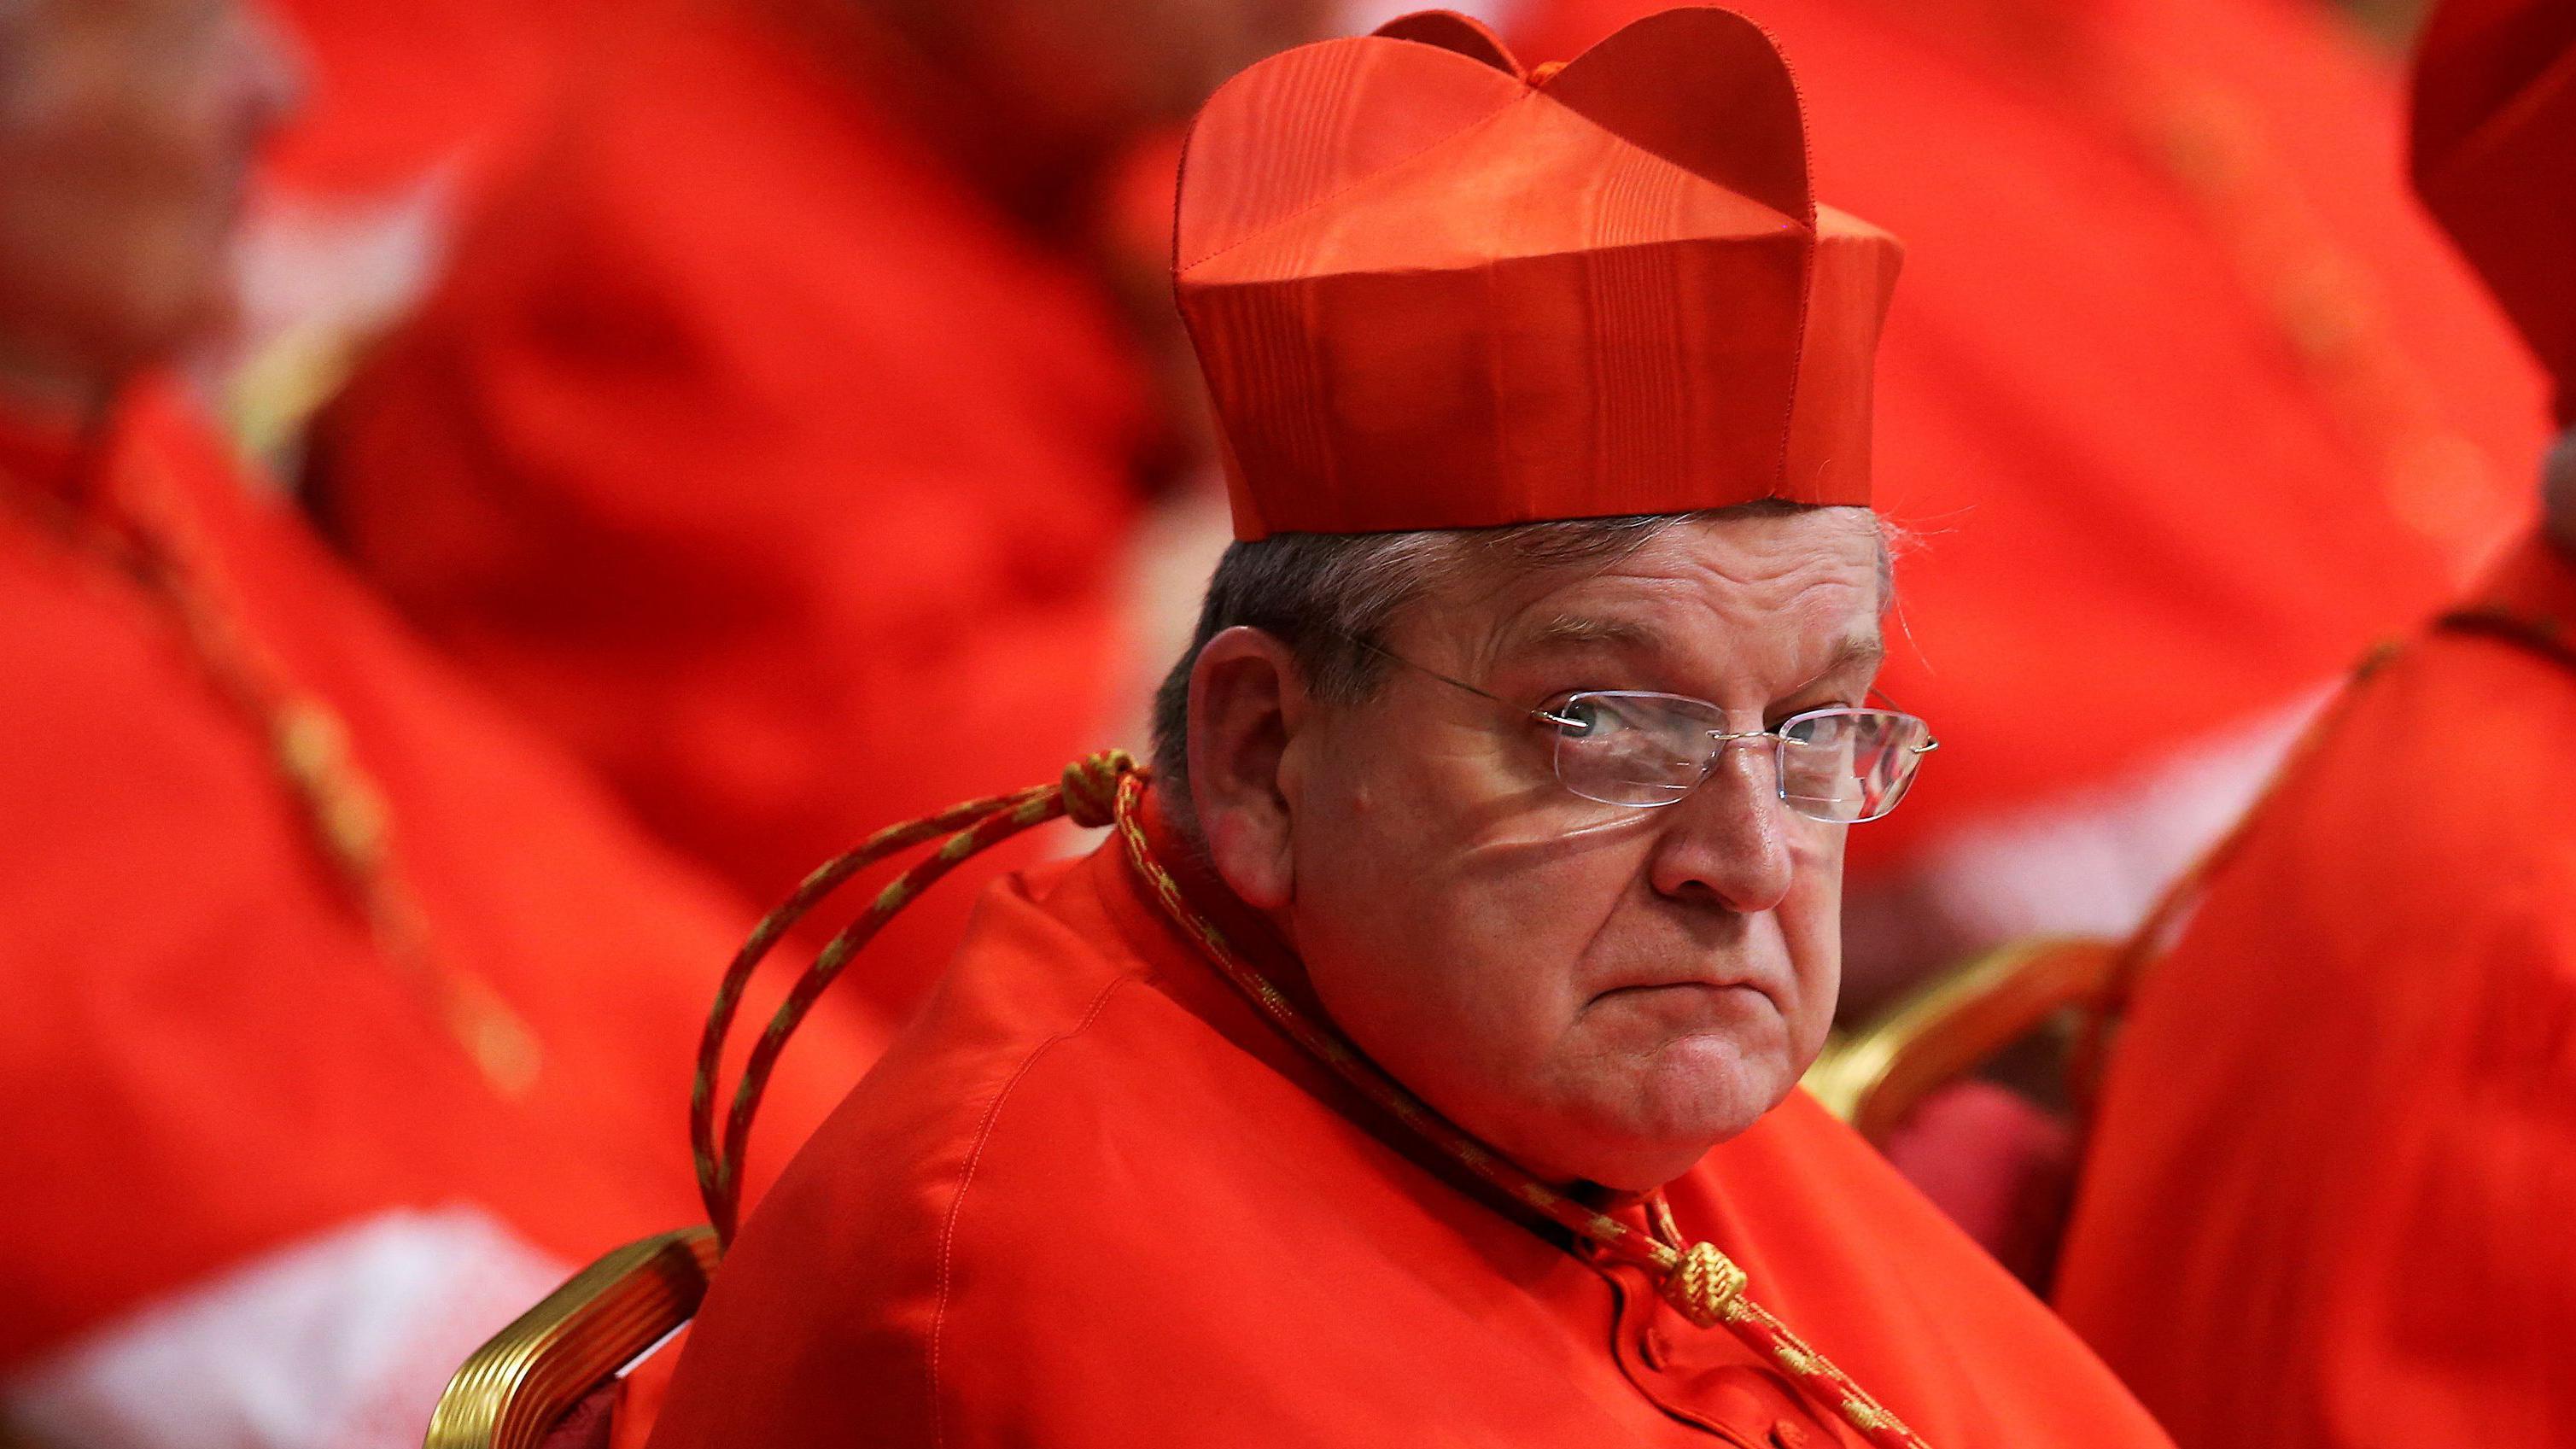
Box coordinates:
[1774,827,1849,1032]
[1288,751,1635,1060]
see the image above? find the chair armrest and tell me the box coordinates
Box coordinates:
[425,1226,716,1449]
[1804,938,2118,1144]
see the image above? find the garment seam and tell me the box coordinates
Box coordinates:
[926,968,1149,1449]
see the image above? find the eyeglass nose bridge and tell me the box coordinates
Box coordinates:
[1689,727,1790,800]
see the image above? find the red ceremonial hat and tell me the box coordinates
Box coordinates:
[2411,0,2576,427]
[1174,7,1904,540]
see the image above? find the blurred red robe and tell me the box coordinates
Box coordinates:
[2052,4,2576,1440]
[0,380,869,1445]
[643,792,2175,1449]
[307,0,1157,1022]
[2052,536,2576,1444]
[1517,0,2550,997]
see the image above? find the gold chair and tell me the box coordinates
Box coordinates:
[1804,937,2120,1145]
[423,1226,715,1449]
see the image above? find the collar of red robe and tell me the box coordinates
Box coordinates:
[1120,779,1685,1242]
[1115,779,1683,1219]
[1107,770,1931,1449]
[2435,528,2576,675]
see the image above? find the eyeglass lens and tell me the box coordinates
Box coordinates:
[1547,692,1931,823]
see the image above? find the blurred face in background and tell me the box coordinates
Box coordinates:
[0,0,296,406]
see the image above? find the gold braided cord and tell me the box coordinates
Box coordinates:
[3,416,540,1095]
[691,753,1133,1242]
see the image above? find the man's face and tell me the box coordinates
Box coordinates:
[1279,508,1884,1190]
[0,0,295,390]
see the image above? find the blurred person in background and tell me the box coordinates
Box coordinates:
[0,2,871,1442]
[2051,2,2576,1440]
[1517,0,2551,1023]
[216,0,621,461]
[304,0,1332,1030]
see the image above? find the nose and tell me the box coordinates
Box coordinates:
[1643,739,1795,914]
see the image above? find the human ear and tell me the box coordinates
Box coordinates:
[1183,626,1309,910]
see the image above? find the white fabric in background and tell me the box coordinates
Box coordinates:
[8,1206,567,1449]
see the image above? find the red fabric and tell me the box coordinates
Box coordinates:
[309,1,1154,1020]
[0,379,875,1364]
[251,0,619,200]
[1518,0,2549,878]
[641,794,2172,1448]
[2412,0,2576,424]
[1178,9,1902,538]
[2053,535,2576,1444]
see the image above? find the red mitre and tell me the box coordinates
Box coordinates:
[1174,7,1904,540]
[2411,0,2576,426]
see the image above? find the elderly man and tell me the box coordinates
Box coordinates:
[2050,3,2576,1442]
[645,13,2173,1447]
[0,2,867,1442]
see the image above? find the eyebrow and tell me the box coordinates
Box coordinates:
[1520,614,1660,650]
[1809,633,1887,684]
[1518,616,1884,681]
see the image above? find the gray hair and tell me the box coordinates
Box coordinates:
[1148,499,1895,817]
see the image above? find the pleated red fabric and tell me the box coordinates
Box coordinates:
[1177,9,1903,539]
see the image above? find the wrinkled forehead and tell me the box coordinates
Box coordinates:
[1408,507,1890,696]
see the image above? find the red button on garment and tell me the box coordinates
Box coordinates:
[1771,1418,1810,1448]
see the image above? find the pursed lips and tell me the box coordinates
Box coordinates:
[1585,973,1783,1019]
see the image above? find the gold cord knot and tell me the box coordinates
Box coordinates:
[1662,1241,1749,1328]
[1060,750,1137,828]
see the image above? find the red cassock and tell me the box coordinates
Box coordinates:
[0,380,870,1444]
[307,0,1156,1020]
[2051,536,2576,1445]
[2051,3,2576,1440]
[645,791,2176,1449]
[253,0,584,200]
[1517,0,2551,981]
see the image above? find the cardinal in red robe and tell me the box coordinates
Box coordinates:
[0,3,870,1442]
[1516,0,2551,1012]
[641,15,2176,1446]
[304,0,1326,1025]
[2051,3,2576,1441]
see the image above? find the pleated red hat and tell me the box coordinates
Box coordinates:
[1174,7,1904,540]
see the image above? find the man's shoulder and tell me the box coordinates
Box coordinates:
[721,858,1239,1265]
[653,868,1352,1446]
